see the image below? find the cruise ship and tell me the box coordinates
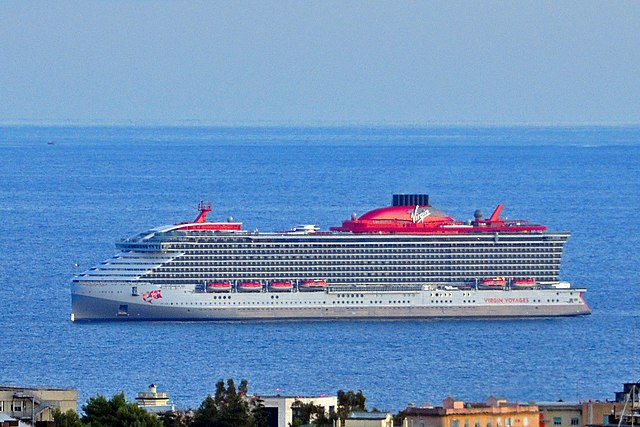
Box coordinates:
[70,195,590,321]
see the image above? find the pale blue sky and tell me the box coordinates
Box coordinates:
[1,1,639,125]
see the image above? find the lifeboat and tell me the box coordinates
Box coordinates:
[237,281,262,292]
[206,281,232,293]
[299,279,328,292]
[512,278,536,289]
[269,281,294,292]
[478,277,507,290]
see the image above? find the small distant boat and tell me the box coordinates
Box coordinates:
[47,141,55,145]
[237,281,262,292]
[478,277,507,289]
[206,281,232,293]
[512,278,536,289]
[269,281,293,292]
[299,279,328,292]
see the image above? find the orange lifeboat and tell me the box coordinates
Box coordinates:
[269,281,294,292]
[299,279,328,292]
[512,278,536,289]
[237,281,262,292]
[479,277,507,289]
[206,281,232,293]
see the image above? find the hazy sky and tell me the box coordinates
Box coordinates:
[1,1,639,125]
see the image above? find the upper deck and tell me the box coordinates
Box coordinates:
[330,194,547,234]
[115,194,556,253]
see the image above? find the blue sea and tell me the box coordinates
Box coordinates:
[0,126,639,412]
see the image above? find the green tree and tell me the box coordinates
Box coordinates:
[53,408,84,427]
[160,410,191,427]
[191,395,219,427]
[336,389,366,421]
[81,392,163,427]
[238,379,249,396]
[193,378,263,427]
[393,409,408,427]
[248,395,269,427]
[290,401,334,427]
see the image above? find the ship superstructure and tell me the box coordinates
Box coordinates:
[71,195,590,321]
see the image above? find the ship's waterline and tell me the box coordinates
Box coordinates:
[71,195,589,321]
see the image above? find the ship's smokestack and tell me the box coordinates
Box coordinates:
[393,194,429,207]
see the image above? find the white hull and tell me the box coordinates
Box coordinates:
[71,283,590,321]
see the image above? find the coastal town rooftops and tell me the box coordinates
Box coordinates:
[0,385,78,424]
[536,401,582,408]
[405,397,538,416]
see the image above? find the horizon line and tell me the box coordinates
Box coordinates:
[1,119,640,128]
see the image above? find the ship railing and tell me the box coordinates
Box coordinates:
[327,284,423,293]
[137,391,169,399]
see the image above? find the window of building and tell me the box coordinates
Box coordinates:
[487,419,493,427]
[465,419,470,427]
[506,418,513,426]
[571,418,579,426]
[523,417,529,427]
[553,418,562,426]
[451,419,460,427]
[12,402,22,412]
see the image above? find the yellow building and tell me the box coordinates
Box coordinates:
[0,385,77,423]
[403,396,539,427]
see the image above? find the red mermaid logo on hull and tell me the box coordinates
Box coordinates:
[141,289,162,304]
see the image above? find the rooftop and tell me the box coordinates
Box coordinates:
[0,385,75,392]
[349,411,391,420]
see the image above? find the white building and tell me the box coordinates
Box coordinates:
[259,394,338,427]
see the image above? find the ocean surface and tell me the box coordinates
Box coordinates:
[0,125,639,413]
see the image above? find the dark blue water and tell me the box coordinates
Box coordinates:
[0,126,639,412]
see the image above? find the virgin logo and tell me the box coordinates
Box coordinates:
[410,206,431,223]
[142,289,162,304]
